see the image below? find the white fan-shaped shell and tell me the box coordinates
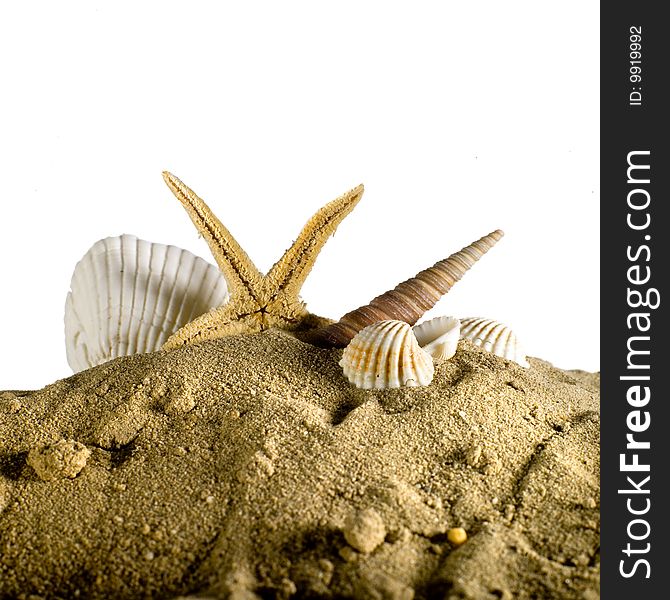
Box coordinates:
[65,234,229,373]
[459,317,529,368]
[413,316,460,361]
[340,320,434,389]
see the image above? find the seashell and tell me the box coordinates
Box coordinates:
[64,234,229,373]
[340,320,434,389]
[459,317,529,368]
[412,316,460,361]
[313,229,503,347]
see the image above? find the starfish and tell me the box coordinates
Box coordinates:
[161,172,364,350]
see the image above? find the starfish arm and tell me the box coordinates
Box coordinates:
[161,303,260,350]
[162,172,264,303]
[266,184,364,301]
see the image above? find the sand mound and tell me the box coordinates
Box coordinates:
[0,330,599,599]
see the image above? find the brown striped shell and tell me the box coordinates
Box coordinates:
[313,229,503,347]
[340,320,434,389]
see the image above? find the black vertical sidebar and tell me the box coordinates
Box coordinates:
[601,3,669,598]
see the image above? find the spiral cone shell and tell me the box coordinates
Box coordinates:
[339,320,434,389]
[413,316,460,361]
[459,317,529,368]
[314,229,503,347]
[65,235,229,372]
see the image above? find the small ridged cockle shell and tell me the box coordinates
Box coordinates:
[413,316,461,361]
[313,229,504,348]
[340,320,434,389]
[459,317,529,368]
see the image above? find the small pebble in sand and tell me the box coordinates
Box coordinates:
[0,391,21,413]
[0,482,9,512]
[164,391,196,415]
[343,507,386,554]
[338,546,358,562]
[386,527,412,544]
[355,571,415,600]
[447,527,468,546]
[465,444,483,467]
[27,439,91,481]
[93,411,148,449]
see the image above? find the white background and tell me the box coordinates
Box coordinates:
[0,2,599,390]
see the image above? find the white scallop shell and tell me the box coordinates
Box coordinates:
[459,317,529,368]
[340,320,434,389]
[65,234,229,373]
[413,316,460,361]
